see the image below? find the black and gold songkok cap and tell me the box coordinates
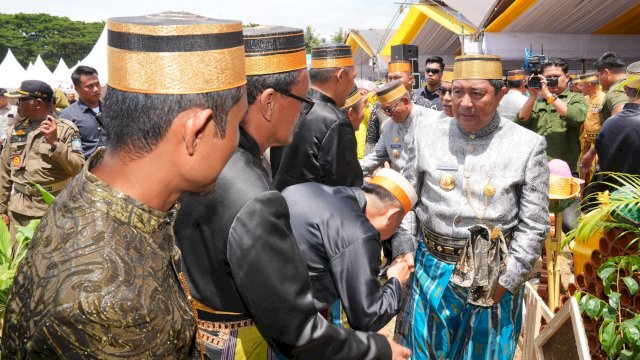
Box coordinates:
[341,85,362,109]
[376,79,407,105]
[507,69,526,81]
[310,44,354,69]
[442,65,454,84]
[107,11,246,94]
[578,72,597,83]
[388,60,413,74]
[243,26,307,76]
[453,54,503,80]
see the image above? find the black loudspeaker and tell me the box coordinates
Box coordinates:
[391,44,419,61]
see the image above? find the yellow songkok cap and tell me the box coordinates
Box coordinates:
[244,26,307,76]
[107,11,246,94]
[341,85,362,109]
[442,65,454,84]
[376,79,407,105]
[507,69,526,81]
[310,44,354,69]
[369,168,418,213]
[578,73,598,83]
[453,54,503,80]
[388,60,413,74]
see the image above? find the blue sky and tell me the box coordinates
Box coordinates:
[4,0,401,39]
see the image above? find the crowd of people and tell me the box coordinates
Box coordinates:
[0,10,638,360]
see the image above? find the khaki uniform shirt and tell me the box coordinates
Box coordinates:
[2,149,195,358]
[0,117,84,217]
[600,77,628,124]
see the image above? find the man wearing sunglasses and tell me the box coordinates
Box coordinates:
[415,56,445,111]
[0,80,84,240]
[175,27,407,360]
[360,80,438,177]
[274,43,361,191]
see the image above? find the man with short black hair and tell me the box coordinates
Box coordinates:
[416,55,445,110]
[274,43,361,191]
[59,65,104,158]
[516,57,587,173]
[595,51,628,124]
[0,88,18,144]
[3,13,248,358]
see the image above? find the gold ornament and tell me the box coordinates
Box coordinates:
[439,174,456,190]
[483,183,496,197]
[392,149,400,158]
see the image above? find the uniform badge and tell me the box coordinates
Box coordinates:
[14,129,26,136]
[440,174,456,190]
[392,149,400,158]
[392,137,401,143]
[11,155,22,168]
[71,138,82,152]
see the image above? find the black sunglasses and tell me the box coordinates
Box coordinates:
[17,95,34,102]
[425,68,441,75]
[275,89,315,115]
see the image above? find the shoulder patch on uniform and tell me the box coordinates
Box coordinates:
[71,137,83,152]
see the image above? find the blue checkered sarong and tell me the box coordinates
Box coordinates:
[399,241,524,360]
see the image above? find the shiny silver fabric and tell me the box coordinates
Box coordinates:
[400,112,550,293]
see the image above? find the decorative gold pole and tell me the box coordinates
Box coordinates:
[546,211,563,310]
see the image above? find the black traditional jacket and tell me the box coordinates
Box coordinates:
[174,128,390,359]
[282,183,403,332]
[273,89,363,191]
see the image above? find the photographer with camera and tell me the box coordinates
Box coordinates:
[516,58,587,175]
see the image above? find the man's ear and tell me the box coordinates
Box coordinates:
[384,206,402,225]
[183,108,214,156]
[336,68,347,83]
[408,74,415,85]
[259,88,276,123]
[497,86,508,102]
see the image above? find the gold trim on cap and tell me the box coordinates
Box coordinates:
[578,74,597,83]
[108,46,246,94]
[341,90,362,109]
[370,176,412,213]
[378,85,407,104]
[245,50,307,76]
[107,18,242,36]
[453,55,502,80]
[310,57,355,69]
[507,74,526,81]
[388,62,413,73]
[442,67,454,84]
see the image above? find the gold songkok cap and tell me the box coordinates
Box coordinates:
[376,79,407,105]
[388,60,413,74]
[310,44,354,69]
[341,86,362,109]
[615,61,640,90]
[442,65,454,84]
[453,54,503,80]
[578,72,598,83]
[107,11,246,94]
[507,69,526,81]
[369,168,418,213]
[243,26,307,76]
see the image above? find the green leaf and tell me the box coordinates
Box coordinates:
[619,349,634,359]
[622,276,639,296]
[598,266,616,282]
[585,297,602,318]
[622,319,640,344]
[29,182,56,205]
[0,220,12,265]
[609,291,621,310]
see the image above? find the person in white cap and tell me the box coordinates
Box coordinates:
[282,168,417,332]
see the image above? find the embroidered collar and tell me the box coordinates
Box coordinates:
[456,112,501,139]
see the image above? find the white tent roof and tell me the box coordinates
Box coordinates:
[51,58,73,88]
[26,62,34,72]
[0,49,27,89]
[442,0,498,28]
[76,25,108,84]
[25,55,53,83]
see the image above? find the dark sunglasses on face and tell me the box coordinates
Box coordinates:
[275,89,315,115]
[438,87,451,96]
[17,96,34,103]
[425,68,441,75]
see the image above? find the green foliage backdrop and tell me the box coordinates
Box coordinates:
[0,13,104,71]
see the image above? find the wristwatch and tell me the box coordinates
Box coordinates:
[547,94,558,104]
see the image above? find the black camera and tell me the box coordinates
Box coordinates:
[528,75,542,89]
[547,77,559,87]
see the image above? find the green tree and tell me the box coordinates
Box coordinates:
[304,26,323,53]
[330,28,345,44]
[0,13,104,71]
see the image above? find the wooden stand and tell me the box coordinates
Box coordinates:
[545,211,563,310]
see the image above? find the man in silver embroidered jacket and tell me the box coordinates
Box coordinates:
[360,80,439,177]
[397,55,549,359]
